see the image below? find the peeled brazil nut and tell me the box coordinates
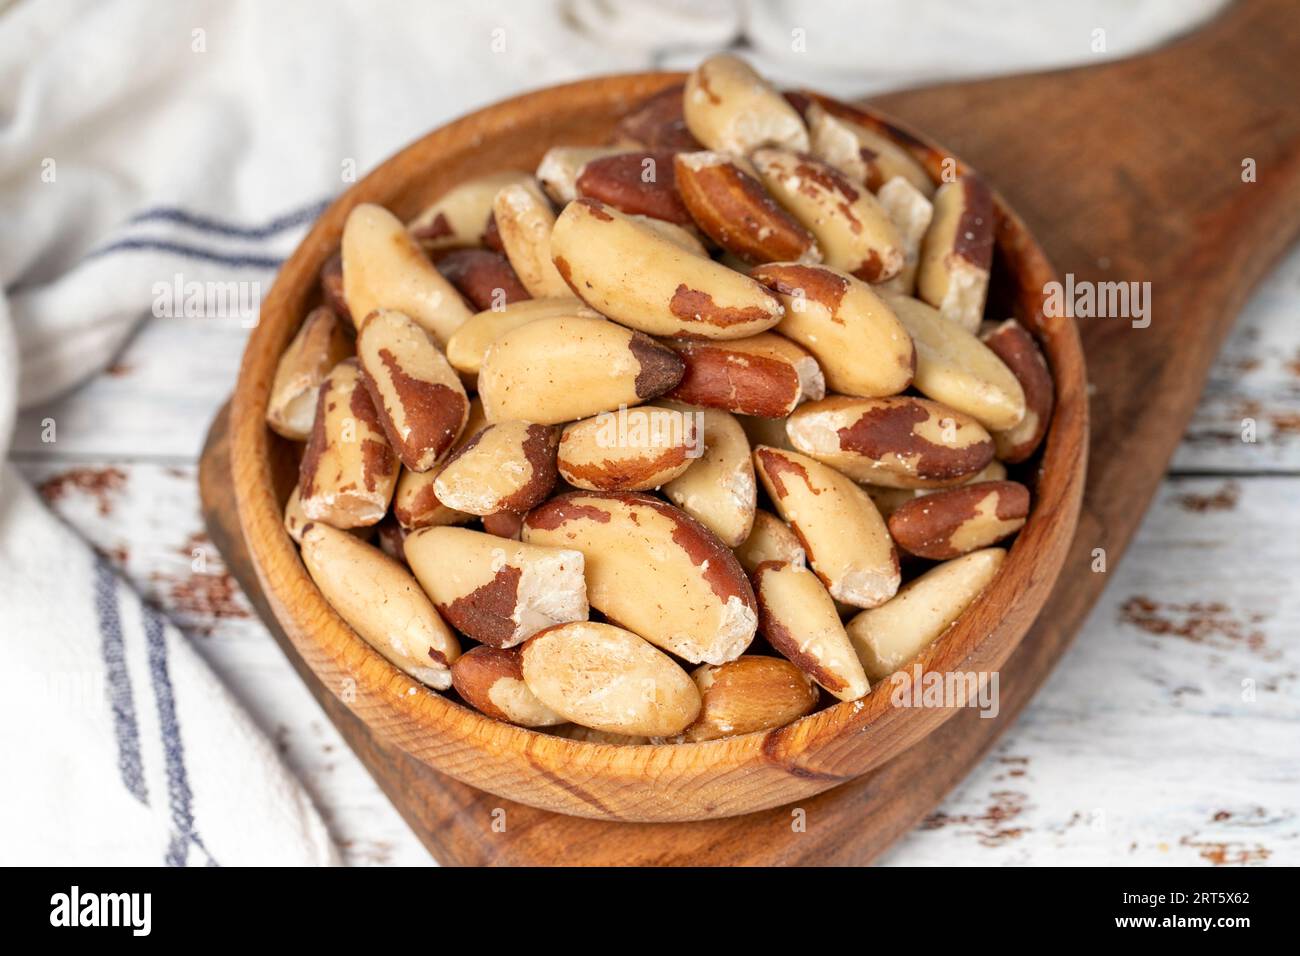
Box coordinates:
[875,177,935,297]
[752,446,899,608]
[883,294,1026,432]
[477,314,684,424]
[433,421,559,515]
[342,203,474,346]
[520,621,701,737]
[266,307,353,440]
[683,53,809,154]
[751,148,904,282]
[405,526,587,648]
[523,491,757,664]
[493,181,570,299]
[917,174,994,333]
[804,100,935,196]
[616,83,702,151]
[299,522,460,689]
[550,198,783,340]
[674,151,820,265]
[679,656,819,742]
[664,331,824,418]
[751,263,914,398]
[445,297,599,378]
[981,318,1055,463]
[355,309,470,473]
[661,404,756,548]
[537,146,621,205]
[847,548,1006,681]
[557,404,699,491]
[451,646,566,728]
[786,395,995,489]
[734,509,805,574]
[753,561,870,701]
[435,249,530,311]
[298,359,399,528]
[576,150,693,226]
[407,170,533,251]
[888,480,1029,560]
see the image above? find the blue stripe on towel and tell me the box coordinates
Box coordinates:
[127,199,331,240]
[142,604,218,867]
[82,238,284,271]
[94,559,149,806]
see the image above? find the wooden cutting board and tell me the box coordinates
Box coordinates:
[199,0,1300,865]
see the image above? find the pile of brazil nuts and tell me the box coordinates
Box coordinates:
[268,54,1055,744]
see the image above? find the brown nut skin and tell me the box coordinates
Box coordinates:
[751,148,904,282]
[660,403,756,548]
[981,319,1055,463]
[616,83,702,151]
[753,446,900,609]
[664,332,824,418]
[865,459,1008,519]
[342,203,474,346]
[433,421,559,516]
[435,249,531,311]
[550,198,784,340]
[523,491,758,665]
[751,262,914,398]
[319,253,353,327]
[405,526,588,648]
[299,522,460,689]
[847,548,1006,682]
[786,395,995,489]
[884,293,1026,431]
[355,309,470,473]
[557,404,699,491]
[450,646,566,727]
[445,297,600,378]
[482,509,525,540]
[917,174,994,333]
[477,314,684,425]
[392,465,473,531]
[298,359,400,528]
[407,170,533,252]
[576,150,693,226]
[678,656,819,742]
[266,307,353,440]
[888,480,1029,560]
[753,561,870,701]
[674,151,820,265]
[734,509,805,574]
[684,54,809,155]
[520,621,702,738]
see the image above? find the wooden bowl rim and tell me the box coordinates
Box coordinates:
[230,71,1088,820]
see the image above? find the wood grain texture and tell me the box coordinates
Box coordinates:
[177,0,1300,860]
[226,77,1086,822]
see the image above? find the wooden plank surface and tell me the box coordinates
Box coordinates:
[12,241,1299,866]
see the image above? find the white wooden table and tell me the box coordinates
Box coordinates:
[11,245,1299,866]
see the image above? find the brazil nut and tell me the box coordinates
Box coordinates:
[916,173,994,333]
[405,526,588,648]
[734,509,805,575]
[981,318,1055,462]
[678,656,819,742]
[576,149,693,226]
[477,314,684,424]
[665,332,824,418]
[683,53,809,154]
[524,491,757,664]
[493,181,570,299]
[407,170,533,251]
[445,297,599,378]
[433,420,559,516]
[266,306,353,440]
[450,646,566,727]
[660,404,757,548]
[888,480,1030,559]
[550,198,784,339]
[557,404,699,491]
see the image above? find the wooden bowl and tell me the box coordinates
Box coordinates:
[230,72,1087,823]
